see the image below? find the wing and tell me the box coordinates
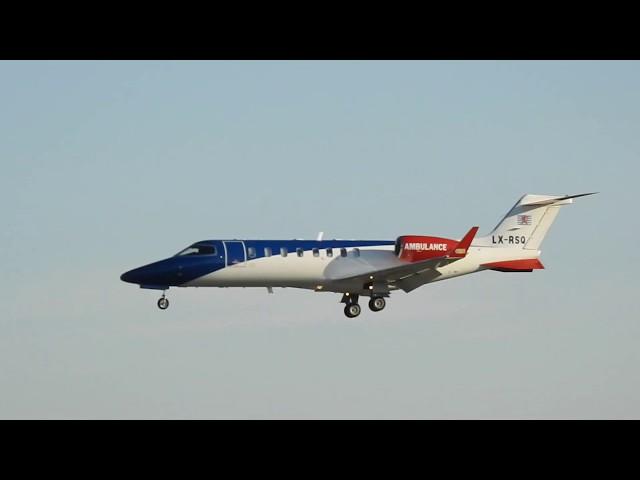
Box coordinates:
[330,226,478,293]
[333,255,457,293]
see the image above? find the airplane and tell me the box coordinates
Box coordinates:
[120,193,596,317]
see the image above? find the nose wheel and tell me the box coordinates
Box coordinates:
[157,293,169,310]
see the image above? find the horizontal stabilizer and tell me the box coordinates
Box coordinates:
[521,192,598,206]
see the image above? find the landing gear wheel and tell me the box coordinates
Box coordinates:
[344,303,361,318]
[157,297,169,310]
[369,296,386,312]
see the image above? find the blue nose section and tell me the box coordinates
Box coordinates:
[121,255,224,287]
[120,260,174,286]
[120,266,148,284]
[120,261,169,286]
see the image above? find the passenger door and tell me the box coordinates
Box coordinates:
[223,241,247,267]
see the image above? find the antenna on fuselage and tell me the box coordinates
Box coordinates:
[316,231,324,241]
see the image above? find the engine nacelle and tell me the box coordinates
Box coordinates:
[395,235,457,262]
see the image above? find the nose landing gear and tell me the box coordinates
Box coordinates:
[157,292,169,310]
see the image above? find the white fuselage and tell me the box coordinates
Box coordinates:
[183,242,540,293]
[121,192,591,315]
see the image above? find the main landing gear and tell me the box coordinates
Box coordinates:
[157,292,169,310]
[368,296,386,312]
[342,293,361,318]
[341,294,387,317]
[344,302,362,318]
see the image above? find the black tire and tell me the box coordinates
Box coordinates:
[344,303,361,318]
[157,297,169,310]
[369,296,386,312]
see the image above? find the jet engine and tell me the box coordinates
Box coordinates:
[395,235,457,262]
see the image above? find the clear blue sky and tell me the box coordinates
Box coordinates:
[1,61,638,418]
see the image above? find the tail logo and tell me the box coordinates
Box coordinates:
[517,215,532,225]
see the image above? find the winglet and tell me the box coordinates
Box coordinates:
[448,226,479,258]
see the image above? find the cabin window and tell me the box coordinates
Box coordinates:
[247,247,256,258]
[264,247,272,257]
[312,248,319,257]
[326,248,333,257]
[353,248,360,257]
[280,247,288,257]
[340,248,347,257]
[297,248,304,257]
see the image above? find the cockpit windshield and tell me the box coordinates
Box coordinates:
[175,244,217,256]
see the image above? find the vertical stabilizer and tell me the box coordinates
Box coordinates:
[476,193,596,250]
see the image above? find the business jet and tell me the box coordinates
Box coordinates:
[120,193,595,317]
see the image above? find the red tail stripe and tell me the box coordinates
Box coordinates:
[481,259,545,271]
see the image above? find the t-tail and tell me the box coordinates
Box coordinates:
[476,192,597,251]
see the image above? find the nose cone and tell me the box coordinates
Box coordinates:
[121,254,221,288]
[120,267,144,284]
[120,258,181,288]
